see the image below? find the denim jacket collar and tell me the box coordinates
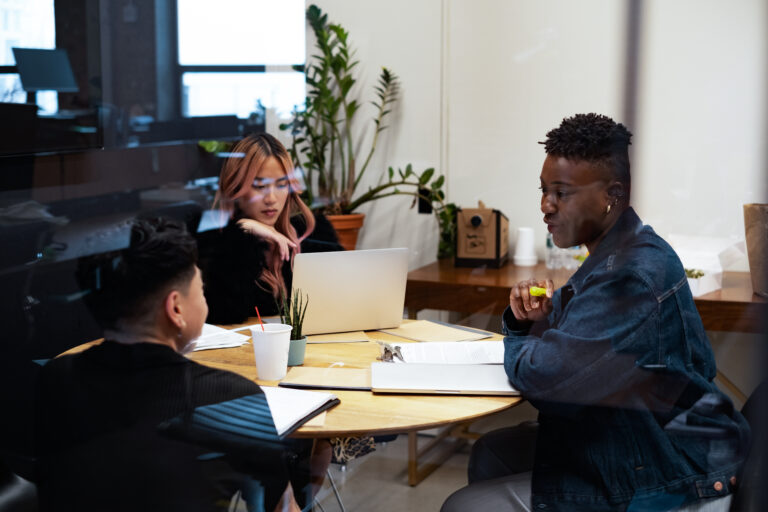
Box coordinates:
[567,206,644,295]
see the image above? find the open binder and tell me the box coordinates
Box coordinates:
[370,362,519,396]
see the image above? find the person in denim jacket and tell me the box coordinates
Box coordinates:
[442,114,750,512]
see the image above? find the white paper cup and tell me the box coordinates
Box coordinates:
[250,323,292,380]
[513,227,537,266]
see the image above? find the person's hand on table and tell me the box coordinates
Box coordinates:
[237,218,297,261]
[509,278,554,323]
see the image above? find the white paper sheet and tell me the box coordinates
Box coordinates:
[191,323,250,351]
[395,341,504,364]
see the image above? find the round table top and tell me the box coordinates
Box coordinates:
[188,324,521,438]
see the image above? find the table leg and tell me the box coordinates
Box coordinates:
[407,422,481,486]
[716,369,747,404]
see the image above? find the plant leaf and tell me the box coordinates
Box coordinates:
[418,168,434,185]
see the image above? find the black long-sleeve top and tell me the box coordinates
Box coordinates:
[35,341,304,511]
[198,212,342,325]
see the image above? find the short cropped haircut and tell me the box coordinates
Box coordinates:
[78,217,198,329]
[541,113,633,186]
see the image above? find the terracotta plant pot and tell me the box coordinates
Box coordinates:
[327,213,365,251]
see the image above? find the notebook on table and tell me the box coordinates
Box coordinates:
[378,320,492,342]
[293,248,409,335]
[279,366,372,391]
[158,386,339,447]
[370,362,519,396]
[261,386,340,435]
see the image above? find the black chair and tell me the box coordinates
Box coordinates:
[731,380,767,511]
[0,459,37,512]
[138,200,204,235]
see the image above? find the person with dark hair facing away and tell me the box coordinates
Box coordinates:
[35,218,309,512]
[442,114,749,511]
[199,132,342,325]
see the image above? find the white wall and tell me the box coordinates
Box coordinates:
[280,0,767,270]
[633,0,768,271]
[272,0,444,270]
[445,0,627,258]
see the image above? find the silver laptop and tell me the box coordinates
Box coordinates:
[370,362,519,396]
[293,248,409,335]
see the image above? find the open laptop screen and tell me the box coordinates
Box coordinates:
[293,248,409,335]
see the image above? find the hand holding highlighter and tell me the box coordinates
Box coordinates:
[509,279,554,323]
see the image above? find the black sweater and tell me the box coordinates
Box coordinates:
[198,212,342,324]
[35,341,303,511]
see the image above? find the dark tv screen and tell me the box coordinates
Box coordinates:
[12,48,79,92]
[1,48,102,158]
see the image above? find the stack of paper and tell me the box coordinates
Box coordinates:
[191,324,250,351]
[370,362,518,396]
[369,331,515,395]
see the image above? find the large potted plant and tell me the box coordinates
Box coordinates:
[280,4,450,250]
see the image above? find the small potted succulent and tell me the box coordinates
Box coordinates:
[277,289,309,366]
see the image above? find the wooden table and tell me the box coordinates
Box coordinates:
[66,327,519,485]
[406,260,767,334]
[189,324,520,486]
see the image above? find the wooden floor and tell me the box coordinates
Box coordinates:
[314,402,539,512]
[226,400,538,512]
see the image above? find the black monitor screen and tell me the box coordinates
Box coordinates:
[12,48,79,93]
[0,48,99,158]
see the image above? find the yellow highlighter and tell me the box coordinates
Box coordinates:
[529,286,547,297]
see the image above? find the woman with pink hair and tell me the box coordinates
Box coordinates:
[200,133,341,324]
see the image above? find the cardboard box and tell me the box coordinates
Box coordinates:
[668,234,746,297]
[455,205,509,268]
[744,204,768,297]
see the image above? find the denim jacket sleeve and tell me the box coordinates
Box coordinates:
[503,266,688,410]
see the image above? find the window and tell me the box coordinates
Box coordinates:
[176,0,305,120]
[0,0,56,111]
